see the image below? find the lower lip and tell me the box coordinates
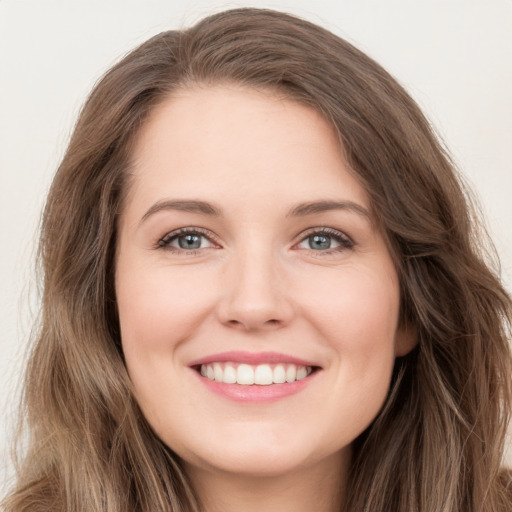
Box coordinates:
[194,371,318,403]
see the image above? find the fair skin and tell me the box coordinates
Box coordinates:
[115,84,415,512]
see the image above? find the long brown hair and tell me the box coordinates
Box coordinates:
[3,8,511,511]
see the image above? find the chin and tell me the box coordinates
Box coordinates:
[164,423,345,479]
[187,446,317,478]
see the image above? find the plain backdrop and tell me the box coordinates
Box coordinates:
[1,0,511,492]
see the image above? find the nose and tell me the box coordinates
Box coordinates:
[216,246,294,332]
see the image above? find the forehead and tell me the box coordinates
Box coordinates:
[125,84,369,218]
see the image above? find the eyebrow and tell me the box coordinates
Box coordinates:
[141,199,223,223]
[286,200,370,220]
[140,198,370,223]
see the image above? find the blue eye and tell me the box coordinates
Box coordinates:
[157,227,352,255]
[158,229,216,251]
[296,229,353,252]
[307,234,334,250]
[176,234,203,250]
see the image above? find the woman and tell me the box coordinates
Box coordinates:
[3,7,511,512]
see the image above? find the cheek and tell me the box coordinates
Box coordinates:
[320,270,399,428]
[300,263,400,349]
[115,263,215,422]
[116,262,216,351]
[299,263,400,403]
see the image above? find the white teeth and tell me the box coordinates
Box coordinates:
[254,364,273,385]
[237,364,254,385]
[296,366,308,380]
[223,364,237,384]
[213,363,223,382]
[199,362,314,385]
[273,364,286,384]
[285,365,297,383]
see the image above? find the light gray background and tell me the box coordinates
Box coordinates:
[1,0,511,492]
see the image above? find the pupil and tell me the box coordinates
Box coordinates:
[310,234,331,250]
[179,234,201,249]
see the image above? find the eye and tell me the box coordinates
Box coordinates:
[296,228,354,253]
[158,228,219,252]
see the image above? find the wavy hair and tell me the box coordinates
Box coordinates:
[3,8,511,511]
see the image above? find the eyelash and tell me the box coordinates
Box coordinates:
[157,227,219,253]
[156,227,354,255]
[298,227,354,254]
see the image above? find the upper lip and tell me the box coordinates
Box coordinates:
[188,351,320,367]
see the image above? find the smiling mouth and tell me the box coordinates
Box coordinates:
[195,362,317,385]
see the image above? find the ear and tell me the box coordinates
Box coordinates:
[394,322,418,357]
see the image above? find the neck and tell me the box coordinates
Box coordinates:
[186,449,351,512]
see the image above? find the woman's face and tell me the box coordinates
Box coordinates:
[116,85,414,478]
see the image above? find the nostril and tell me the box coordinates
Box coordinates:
[225,318,282,330]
